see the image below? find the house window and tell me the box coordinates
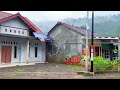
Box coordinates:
[5,29,7,32]
[1,41,3,44]
[35,43,38,45]
[22,31,24,34]
[18,31,20,34]
[14,42,15,44]
[10,29,12,32]
[35,47,38,58]
[11,42,12,44]
[14,46,17,58]
[14,30,16,33]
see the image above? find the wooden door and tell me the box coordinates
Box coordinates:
[6,46,12,63]
[1,46,12,63]
[1,46,6,63]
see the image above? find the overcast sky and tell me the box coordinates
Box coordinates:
[4,11,120,22]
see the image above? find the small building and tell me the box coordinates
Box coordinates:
[0,11,47,64]
[47,22,97,63]
[47,22,120,63]
[81,35,119,60]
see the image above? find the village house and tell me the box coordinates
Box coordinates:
[0,11,47,65]
[47,22,120,63]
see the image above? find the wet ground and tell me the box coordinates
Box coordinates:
[0,63,120,79]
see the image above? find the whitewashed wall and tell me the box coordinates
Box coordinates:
[0,37,46,63]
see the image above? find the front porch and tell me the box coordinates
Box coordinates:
[0,61,45,68]
[0,63,35,68]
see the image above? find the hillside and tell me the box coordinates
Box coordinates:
[33,14,120,36]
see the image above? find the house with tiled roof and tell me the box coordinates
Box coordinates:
[0,11,47,64]
[47,22,120,63]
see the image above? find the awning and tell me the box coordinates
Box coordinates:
[33,32,51,41]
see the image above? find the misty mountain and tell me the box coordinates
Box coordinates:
[33,14,120,36]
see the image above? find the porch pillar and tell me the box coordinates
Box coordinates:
[118,40,120,60]
[26,39,29,64]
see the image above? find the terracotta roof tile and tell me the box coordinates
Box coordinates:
[0,11,13,20]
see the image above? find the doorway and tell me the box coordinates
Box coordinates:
[1,46,12,63]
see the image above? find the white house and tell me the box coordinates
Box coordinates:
[0,11,47,64]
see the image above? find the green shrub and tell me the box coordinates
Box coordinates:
[111,60,118,70]
[81,55,84,59]
[93,57,118,72]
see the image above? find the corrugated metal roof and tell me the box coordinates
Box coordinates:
[33,32,51,41]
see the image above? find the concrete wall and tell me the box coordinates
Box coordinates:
[0,17,29,36]
[29,40,46,63]
[47,25,82,63]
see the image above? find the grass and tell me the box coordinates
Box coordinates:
[0,72,24,78]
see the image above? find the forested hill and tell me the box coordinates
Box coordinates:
[33,14,120,36]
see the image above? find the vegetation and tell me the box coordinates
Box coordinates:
[33,14,120,35]
[93,57,119,72]
[81,55,84,60]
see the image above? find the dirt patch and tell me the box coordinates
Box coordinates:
[0,63,85,79]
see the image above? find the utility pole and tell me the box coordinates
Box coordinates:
[85,11,89,72]
[91,11,94,72]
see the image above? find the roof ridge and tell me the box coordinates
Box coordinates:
[58,21,85,30]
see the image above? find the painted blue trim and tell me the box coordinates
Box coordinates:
[33,32,51,41]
